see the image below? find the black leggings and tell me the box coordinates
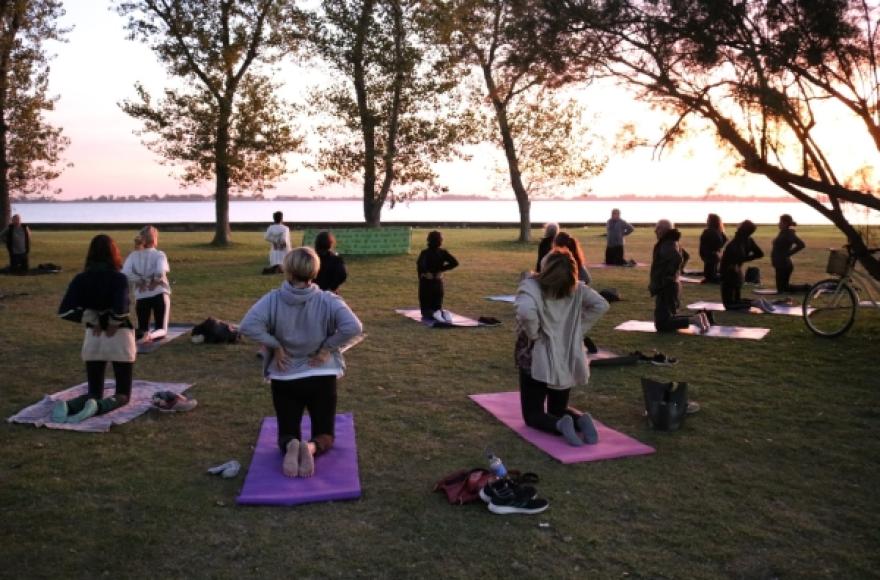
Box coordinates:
[605,245,625,265]
[66,361,133,416]
[418,278,444,318]
[136,294,170,339]
[519,369,583,434]
[721,270,753,310]
[654,284,690,332]
[271,375,337,455]
[702,255,720,282]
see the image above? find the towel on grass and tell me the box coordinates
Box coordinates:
[8,380,193,432]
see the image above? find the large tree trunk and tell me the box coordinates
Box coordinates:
[211,106,232,246]
[0,3,12,231]
[482,64,531,242]
[353,0,379,228]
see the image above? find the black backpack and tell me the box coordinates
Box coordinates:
[642,378,688,431]
[192,317,240,344]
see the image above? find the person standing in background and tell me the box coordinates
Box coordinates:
[771,214,807,293]
[2,214,31,273]
[314,230,348,292]
[535,222,559,272]
[123,225,172,341]
[264,211,291,274]
[699,213,727,283]
[417,230,459,322]
[605,209,634,265]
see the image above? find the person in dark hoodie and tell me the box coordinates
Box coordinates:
[313,230,348,292]
[650,220,710,333]
[720,220,775,312]
[240,247,363,479]
[771,214,807,293]
[535,222,559,272]
[417,230,459,322]
[2,214,31,273]
[53,235,136,423]
[699,213,727,283]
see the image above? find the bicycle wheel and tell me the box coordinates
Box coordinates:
[803,278,858,337]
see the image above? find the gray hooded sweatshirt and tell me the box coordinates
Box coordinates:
[516,278,609,389]
[240,282,363,379]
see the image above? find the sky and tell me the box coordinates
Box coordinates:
[41,1,875,202]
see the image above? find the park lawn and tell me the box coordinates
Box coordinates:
[1,225,878,579]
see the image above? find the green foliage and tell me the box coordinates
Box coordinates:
[115,0,307,243]
[537,0,880,275]
[308,0,478,223]
[0,0,70,225]
[2,227,879,578]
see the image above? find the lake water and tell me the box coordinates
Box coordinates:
[11,198,873,226]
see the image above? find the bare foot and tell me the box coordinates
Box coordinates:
[298,441,315,478]
[282,439,300,478]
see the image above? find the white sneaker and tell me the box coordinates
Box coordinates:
[433,310,453,324]
[696,312,711,334]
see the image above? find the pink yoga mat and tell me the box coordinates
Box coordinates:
[237,414,361,507]
[469,392,654,464]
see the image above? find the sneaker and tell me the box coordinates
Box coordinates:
[152,391,198,412]
[696,312,711,334]
[686,401,701,415]
[207,460,241,478]
[66,398,98,423]
[479,479,537,504]
[700,309,716,325]
[489,490,550,515]
[433,310,454,324]
[50,401,68,423]
[650,353,679,366]
[756,299,776,313]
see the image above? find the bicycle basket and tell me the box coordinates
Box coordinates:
[826,249,851,276]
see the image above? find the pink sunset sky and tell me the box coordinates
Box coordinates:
[43,2,875,202]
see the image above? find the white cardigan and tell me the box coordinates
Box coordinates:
[515,278,609,389]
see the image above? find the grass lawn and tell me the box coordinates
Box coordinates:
[1,225,878,579]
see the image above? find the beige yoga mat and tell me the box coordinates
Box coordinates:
[614,319,770,340]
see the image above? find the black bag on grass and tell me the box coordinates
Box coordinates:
[745,266,761,284]
[642,378,688,431]
[192,317,240,344]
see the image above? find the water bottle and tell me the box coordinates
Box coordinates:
[486,449,507,478]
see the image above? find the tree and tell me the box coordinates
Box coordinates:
[309,0,474,227]
[536,0,880,276]
[116,0,305,245]
[432,0,606,241]
[0,0,69,229]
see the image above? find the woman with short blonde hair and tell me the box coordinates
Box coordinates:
[241,246,363,479]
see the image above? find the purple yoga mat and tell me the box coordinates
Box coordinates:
[237,414,361,507]
[469,392,655,464]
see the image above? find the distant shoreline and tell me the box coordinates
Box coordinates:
[12,195,809,204]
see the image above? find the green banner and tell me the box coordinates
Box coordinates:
[301,227,412,255]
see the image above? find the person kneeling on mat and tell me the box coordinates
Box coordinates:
[54,235,137,423]
[416,230,459,323]
[720,220,775,312]
[240,247,363,478]
[650,220,710,333]
[515,249,609,446]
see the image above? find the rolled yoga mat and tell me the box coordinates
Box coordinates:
[614,319,770,340]
[469,391,655,464]
[395,308,489,327]
[237,414,361,507]
[137,324,193,354]
[588,348,639,367]
[485,295,516,303]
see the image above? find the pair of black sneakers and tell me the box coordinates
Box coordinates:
[479,474,549,515]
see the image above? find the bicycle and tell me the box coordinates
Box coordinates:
[803,245,880,337]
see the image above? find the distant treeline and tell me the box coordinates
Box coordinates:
[13,192,826,203]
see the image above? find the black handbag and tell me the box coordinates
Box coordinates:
[642,378,688,431]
